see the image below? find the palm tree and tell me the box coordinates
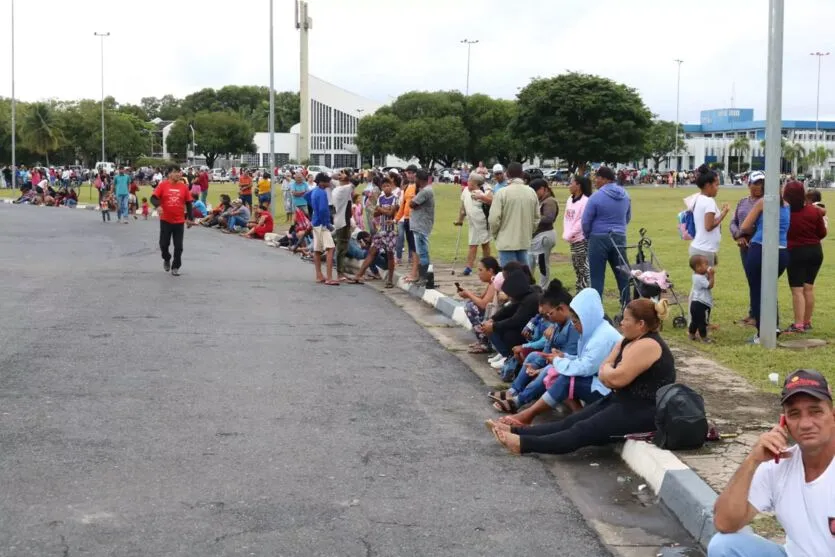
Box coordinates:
[729,137,750,174]
[21,102,63,166]
[804,145,833,179]
[782,142,806,176]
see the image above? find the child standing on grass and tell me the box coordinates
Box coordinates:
[688,254,714,343]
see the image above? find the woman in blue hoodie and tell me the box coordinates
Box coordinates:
[489,279,579,413]
[487,298,676,455]
[493,288,621,427]
[581,166,632,308]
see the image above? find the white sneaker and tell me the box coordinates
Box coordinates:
[490,357,507,369]
[488,353,503,364]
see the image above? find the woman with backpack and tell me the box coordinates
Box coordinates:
[487,298,676,455]
[689,164,730,267]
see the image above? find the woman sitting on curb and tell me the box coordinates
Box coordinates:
[459,257,503,353]
[489,279,580,413]
[487,297,675,455]
[493,287,621,427]
[480,268,541,371]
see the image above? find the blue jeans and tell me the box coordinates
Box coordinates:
[517,368,548,406]
[707,533,786,557]
[227,215,247,231]
[745,242,789,336]
[396,221,405,260]
[542,375,601,408]
[414,231,430,266]
[588,233,630,308]
[498,249,529,267]
[511,353,548,394]
[65,199,77,208]
[347,239,366,260]
[201,190,208,204]
[117,194,129,220]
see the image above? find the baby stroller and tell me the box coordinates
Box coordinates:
[610,228,688,329]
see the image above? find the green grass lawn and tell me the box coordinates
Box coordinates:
[4,181,833,389]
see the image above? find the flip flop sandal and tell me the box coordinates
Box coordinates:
[384,281,394,289]
[498,415,525,427]
[487,391,508,401]
[323,280,340,286]
[484,420,502,443]
[492,399,517,414]
[467,344,491,354]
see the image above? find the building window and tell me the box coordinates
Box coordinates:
[241,153,259,167]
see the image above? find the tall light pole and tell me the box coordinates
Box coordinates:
[673,59,683,172]
[295,1,312,163]
[810,51,829,178]
[189,124,195,167]
[268,0,276,214]
[460,39,479,96]
[10,0,16,189]
[94,32,110,164]
[760,0,785,350]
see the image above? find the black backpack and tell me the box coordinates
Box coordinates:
[653,383,708,450]
[480,186,491,220]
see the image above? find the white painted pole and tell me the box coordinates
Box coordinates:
[10,0,16,189]
[94,32,110,164]
[759,0,784,349]
[674,59,683,172]
[269,0,276,215]
[297,1,311,164]
[461,39,478,96]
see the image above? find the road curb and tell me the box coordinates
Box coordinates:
[344,254,718,549]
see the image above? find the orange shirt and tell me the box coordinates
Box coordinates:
[395,183,416,221]
[239,174,253,195]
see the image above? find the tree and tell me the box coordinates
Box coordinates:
[782,142,806,176]
[462,95,531,165]
[729,137,750,174]
[166,111,255,168]
[393,115,468,168]
[643,120,683,170]
[804,145,833,179]
[158,95,184,120]
[355,112,401,163]
[513,73,653,173]
[21,102,64,166]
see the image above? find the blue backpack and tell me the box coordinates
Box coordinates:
[677,209,696,240]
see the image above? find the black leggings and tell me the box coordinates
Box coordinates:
[159,221,185,269]
[513,395,655,455]
[689,301,711,338]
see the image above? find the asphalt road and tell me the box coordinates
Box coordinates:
[0,205,611,557]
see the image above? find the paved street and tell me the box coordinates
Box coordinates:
[0,205,612,557]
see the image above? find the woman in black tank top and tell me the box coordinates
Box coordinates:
[488,298,676,455]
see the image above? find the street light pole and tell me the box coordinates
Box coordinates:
[94,32,110,165]
[10,0,16,189]
[460,39,479,96]
[674,59,684,172]
[189,125,195,167]
[760,0,785,350]
[810,51,829,178]
[269,0,276,215]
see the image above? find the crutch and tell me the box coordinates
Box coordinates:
[450,223,464,275]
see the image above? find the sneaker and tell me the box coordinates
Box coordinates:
[171,268,180,277]
[462,267,472,276]
[163,261,171,272]
[490,357,507,370]
[747,335,760,345]
[488,353,503,364]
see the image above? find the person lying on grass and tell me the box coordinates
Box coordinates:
[489,279,580,414]
[487,298,675,456]
[493,287,620,427]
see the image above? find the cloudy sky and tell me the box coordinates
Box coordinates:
[3,0,835,124]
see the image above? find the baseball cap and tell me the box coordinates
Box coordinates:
[405,164,419,172]
[780,369,832,404]
[749,171,765,183]
[492,164,504,174]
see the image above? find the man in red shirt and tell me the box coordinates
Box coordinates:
[151,165,194,276]
[198,169,210,205]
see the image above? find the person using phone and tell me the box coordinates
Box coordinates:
[709,369,835,557]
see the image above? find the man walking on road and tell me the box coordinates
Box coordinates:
[488,162,539,267]
[114,167,131,224]
[709,369,835,557]
[151,165,194,276]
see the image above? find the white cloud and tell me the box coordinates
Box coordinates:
[1,0,834,123]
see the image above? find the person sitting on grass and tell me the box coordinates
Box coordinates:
[352,176,399,288]
[241,203,275,239]
[191,192,208,220]
[221,199,250,234]
[487,298,675,455]
[489,279,580,414]
[201,194,232,227]
[460,256,503,354]
[495,287,621,427]
[480,268,541,372]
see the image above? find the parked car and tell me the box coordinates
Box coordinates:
[211,169,230,183]
[306,165,333,176]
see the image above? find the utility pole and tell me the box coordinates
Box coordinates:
[810,51,829,179]
[673,59,683,171]
[295,1,312,163]
[189,125,195,167]
[94,32,110,164]
[461,39,479,96]
[760,0,784,349]
[10,0,16,189]
[269,0,276,215]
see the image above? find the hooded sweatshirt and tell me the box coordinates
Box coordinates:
[562,194,589,243]
[549,288,622,398]
[492,270,541,334]
[581,182,631,237]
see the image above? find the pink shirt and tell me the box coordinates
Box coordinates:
[562,194,589,243]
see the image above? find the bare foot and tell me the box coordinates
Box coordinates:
[488,420,511,433]
[498,413,530,427]
[495,428,521,455]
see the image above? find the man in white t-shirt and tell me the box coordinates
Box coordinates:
[709,369,835,557]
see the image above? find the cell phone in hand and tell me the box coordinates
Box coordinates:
[454,282,462,292]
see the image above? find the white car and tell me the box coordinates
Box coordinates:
[306,165,333,176]
[211,169,230,183]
